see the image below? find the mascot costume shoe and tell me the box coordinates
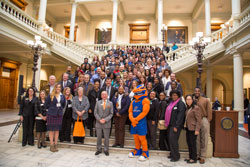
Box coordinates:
[128,85,150,161]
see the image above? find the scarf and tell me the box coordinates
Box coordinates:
[165,98,180,127]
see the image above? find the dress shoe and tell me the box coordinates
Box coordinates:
[95,151,101,155]
[37,142,41,149]
[22,143,27,147]
[41,142,47,148]
[104,151,109,156]
[167,155,172,159]
[187,159,197,164]
[184,159,190,162]
[90,130,93,137]
[28,143,34,146]
[199,158,205,164]
[112,144,119,147]
[170,158,179,162]
[120,145,124,148]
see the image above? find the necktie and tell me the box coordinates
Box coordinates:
[64,81,66,88]
[103,100,106,110]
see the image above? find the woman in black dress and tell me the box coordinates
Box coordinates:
[87,79,100,136]
[19,87,37,147]
[36,90,47,149]
[59,87,73,142]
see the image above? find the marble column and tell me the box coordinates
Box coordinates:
[233,51,244,125]
[206,65,212,101]
[69,2,77,41]
[38,0,47,31]
[111,0,118,44]
[157,0,163,43]
[204,0,211,36]
[231,0,241,28]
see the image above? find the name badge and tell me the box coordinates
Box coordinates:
[173,107,177,110]
[57,103,61,107]
[68,104,72,108]
[25,98,29,101]
[96,98,98,102]
[40,104,44,106]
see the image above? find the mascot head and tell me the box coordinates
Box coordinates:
[133,85,148,100]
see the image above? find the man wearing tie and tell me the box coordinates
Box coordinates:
[94,91,113,156]
[99,71,106,89]
[100,78,117,101]
[60,73,73,94]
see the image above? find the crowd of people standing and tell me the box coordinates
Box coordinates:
[19,46,212,164]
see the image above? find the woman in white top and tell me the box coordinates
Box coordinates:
[162,69,171,89]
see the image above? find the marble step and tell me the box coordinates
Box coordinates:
[39,140,189,157]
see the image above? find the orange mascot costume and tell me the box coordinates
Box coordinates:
[128,85,150,161]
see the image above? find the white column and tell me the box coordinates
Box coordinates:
[204,0,211,36]
[157,0,163,43]
[111,0,118,44]
[38,0,47,31]
[35,57,42,91]
[69,2,77,41]
[206,65,212,100]
[233,52,244,125]
[231,0,241,28]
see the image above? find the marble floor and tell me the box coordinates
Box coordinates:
[0,111,250,167]
[0,124,249,167]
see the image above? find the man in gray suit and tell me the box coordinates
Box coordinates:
[94,91,113,156]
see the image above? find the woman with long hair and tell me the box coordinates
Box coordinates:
[59,87,73,142]
[184,95,202,164]
[74,73,84,95]
[19,87,37,147]
[45,84,66,152]
[36,90,47,149]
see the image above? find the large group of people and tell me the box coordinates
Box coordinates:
[19,46,212,164]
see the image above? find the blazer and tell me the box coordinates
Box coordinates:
[72,95,90,120]
[100,86,117,101]
[159,100,168,120]
[185,105,202,132]
[169,99,186,129]
[36,99,47,117]
[45,94,66,116]
[94,100,113,128]
[88,89,100,112]
[80,82,94,96]
[112,94,131,115]
[59,80,74,94]
[19,96,38,117]
[147,98,160,121]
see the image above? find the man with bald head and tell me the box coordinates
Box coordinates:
[94,91,113,156]
[42,75,56,95]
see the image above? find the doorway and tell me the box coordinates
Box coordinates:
[0,59,21,109]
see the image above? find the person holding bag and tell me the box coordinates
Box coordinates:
[157,92,169,150]
[72,87,90,144]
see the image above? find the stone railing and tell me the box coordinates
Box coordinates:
[44,29,100,61]
[239,5,250,25]
[83,43,188,53]
[0,0,39,30]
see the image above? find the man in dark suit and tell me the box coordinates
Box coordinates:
[100,77,117,101]
[94,91,113,156]
[59,73,73,94]
[99,71,106,89]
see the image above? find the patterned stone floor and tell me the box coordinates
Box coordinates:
[0,110,249,167]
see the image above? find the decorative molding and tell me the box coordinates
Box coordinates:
[118,1,125,21]
[78,4,91,22]
[192,0,204,21]
[163,13,192,19]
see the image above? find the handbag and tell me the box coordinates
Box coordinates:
[158,120,167,130]
[73,116,85,137]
